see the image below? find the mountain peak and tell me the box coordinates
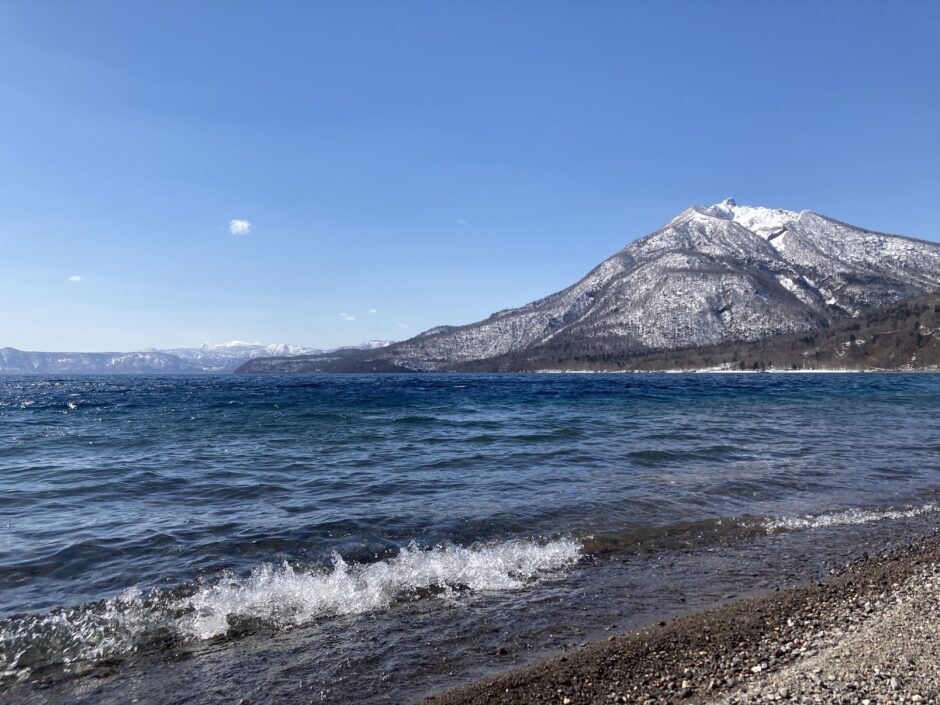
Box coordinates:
[702,198,797,239]
[238,200,940,374]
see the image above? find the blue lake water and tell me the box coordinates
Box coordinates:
[1,373,939,702]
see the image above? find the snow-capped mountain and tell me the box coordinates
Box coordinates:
[0,340,392,374]
[239,199,940,372]
[157,341,324,371]
[336,339,395,352]
[0,349,206,374]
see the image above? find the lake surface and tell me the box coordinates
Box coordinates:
[2,373,939,703]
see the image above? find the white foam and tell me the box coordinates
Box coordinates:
[0,538,581,676]
[762,503,937,532]
[0,586,152,679]
[178,539,581,638]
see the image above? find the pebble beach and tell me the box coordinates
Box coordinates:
[431,531,940,705]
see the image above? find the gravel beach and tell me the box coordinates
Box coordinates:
[429,531,940,705]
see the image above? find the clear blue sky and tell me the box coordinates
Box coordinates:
[2,1,938,351]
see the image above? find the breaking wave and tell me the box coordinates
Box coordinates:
[0,538,581,679]
[761,502,938,532]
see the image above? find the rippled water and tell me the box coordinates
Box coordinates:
[1,373,939,702]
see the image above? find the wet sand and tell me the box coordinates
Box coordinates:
[429,530,940,704]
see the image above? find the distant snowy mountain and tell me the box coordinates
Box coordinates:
[0,340,393,374]
[337,339,395,351]
[239,198,940,373]
[157,341,324,371]
[0,349,205,374]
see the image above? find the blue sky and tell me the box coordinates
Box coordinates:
[1,1,938,351]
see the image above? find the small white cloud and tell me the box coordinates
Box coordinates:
[229,219,252,236]
[398,322,409,329]
[368,308,378,315]
[339,313,355,321]
[456,218,468,226]
[67,275,82,283]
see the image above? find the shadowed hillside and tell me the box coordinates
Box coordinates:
[458,293,940,372]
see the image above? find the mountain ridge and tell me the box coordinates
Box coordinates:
[0,340,393,374]
[454,292,940,373]
[238,199,940,373]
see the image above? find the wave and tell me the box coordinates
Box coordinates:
[761,502,938,532]
[0,538,581,679]
[178,538,581,639]
[581,501,940,557]
[626,445,745,466]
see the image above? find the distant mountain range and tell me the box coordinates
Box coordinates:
[238,199,940,373]
[0,340,393,374]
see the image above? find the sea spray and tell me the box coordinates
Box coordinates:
[761,503,938,533]
[0,538,581,678]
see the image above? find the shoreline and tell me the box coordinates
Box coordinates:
[531,368,940,374]
[3,514,939,704]
[429,530,940,704]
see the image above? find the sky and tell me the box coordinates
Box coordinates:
[1,1,939,351]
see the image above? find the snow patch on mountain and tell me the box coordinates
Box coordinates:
[704,197,798,239]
